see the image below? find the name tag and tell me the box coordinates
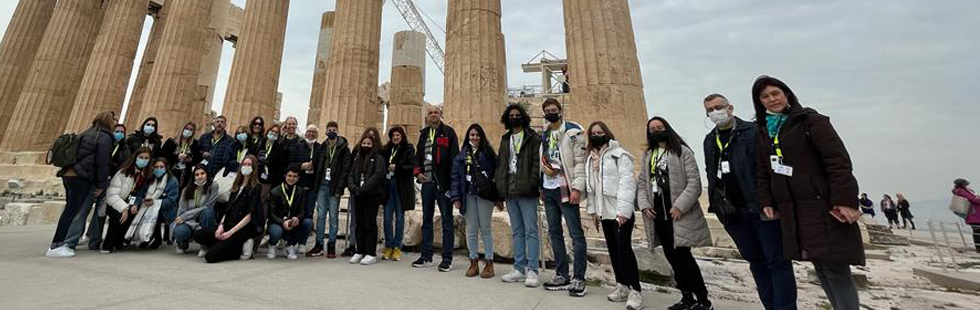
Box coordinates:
[466,175,472,183]
[261,172,268,180]
[651,181,659,193]
[425,154,433,161]
[128,196,137,205]
[770,155,793,176]
[325,168,332,181]
[721,161,731,174]
[200,159,209,166]
[387,172,393,180]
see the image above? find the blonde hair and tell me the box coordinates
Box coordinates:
[92,111,116,131]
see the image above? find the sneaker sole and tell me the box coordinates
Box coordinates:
[569,290,587,297]
[544,285,570,291]
[626,305,644,310]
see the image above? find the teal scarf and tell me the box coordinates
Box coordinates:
[765,114,788,138]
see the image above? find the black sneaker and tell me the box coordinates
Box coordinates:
[438,260,453,272]
[568,278,587,297]
[543,275,571,291]
[341,246,356,257]
[412,256,433,268]
[690,300,713,310]
[306,244,324,257]
[668,296,696,310]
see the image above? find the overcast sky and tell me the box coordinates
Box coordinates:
[0,0,976,202]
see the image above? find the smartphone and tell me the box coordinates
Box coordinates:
[829,208,846,222]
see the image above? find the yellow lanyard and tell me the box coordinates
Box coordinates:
[265,142,273,157]
[327,143,337,163]
[773,135,783,158]
[715,132,732,153]
[389,147,398,164]
[178,141,189,155]
[512,131,524,154]
[466,148,475,174]
[211,134,222,145]
[428,128,436,150]
[112,144,120,157]
[309,144,315,159]
[649,148,664,176]
[237,148,246,162]
[281,184,296,207]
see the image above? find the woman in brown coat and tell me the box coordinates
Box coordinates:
[753,76,864,310]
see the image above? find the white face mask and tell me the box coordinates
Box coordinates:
[194,179,206,186]
[182,129,193,138]
[708,109,732,126]
[240,166,253,176]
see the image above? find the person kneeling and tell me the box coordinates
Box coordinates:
[267,165,312,260]
[192,155,262,263]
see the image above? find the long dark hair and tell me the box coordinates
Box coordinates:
[646,116,688,156]
[751,75,801,127]
[586,121,616,152]
[119,147,153,178]
[463,124,496,158]
[232,155,259,192]
[250,116,265,135]
[182,164,213,199]
[500,104,531,131]
[356,128,383,170]
[138,117,162,138]
[386,126,409,148]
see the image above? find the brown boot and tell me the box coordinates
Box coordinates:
[481,260,495,279]
[466,259,480,277]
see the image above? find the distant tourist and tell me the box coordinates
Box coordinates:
[859,193,875,218]
[753,75,864,310]
[895,193,915,230]
[952,179,980,253]
[881,194,899,229]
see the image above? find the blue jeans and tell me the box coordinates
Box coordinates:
[464,195,494,260]
[421,182,453,262]
[268,219,313,246]
[383,179,405,249]
[65,195,105,250]
[52,177,95,249]
[172,209,217,246]
[814,262,859,310]
[724,210,797,310]
[506,197,540,272]
[542,188,587,280]
[315,181,341,246]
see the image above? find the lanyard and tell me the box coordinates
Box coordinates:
[389,147,398,164]
[193,189,202,207]
[512,131,524,154]
[649,148,664,176]
[237,148,246,162]
[548,130,558,151]
[281,184,296,207]
[265,142,273,157]
[466,148,475,174]
[715,130,734,153]
[211,133,222,146]
[428,128,436,151]
[327,143,337,163]
[179,141,189,154]
[773,134,783,158]
[309,144,315,159]
[112,144,120,157]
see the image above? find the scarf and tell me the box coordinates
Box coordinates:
[765,113,788,138]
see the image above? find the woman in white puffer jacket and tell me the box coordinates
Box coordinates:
[582,121,643,310]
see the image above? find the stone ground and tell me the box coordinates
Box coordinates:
[0,225,759,310]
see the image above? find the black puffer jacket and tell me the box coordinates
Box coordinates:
[125,131,163,157]
[72,126,114,189]
[384,142,417,210]
[348,149,387,203]
[314,137,351,196]
[494,129,542,198]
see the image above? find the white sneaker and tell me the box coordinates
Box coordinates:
[240,239,254,260]
[286,246,298,260]
[350,254,364,264]
[297,244,306,254]
[360,255,377,265]
[608,284,629,302]
[626,289,644,310]
[80,235,89,245]
[175,247,185,254]
[198,249,208,258]
[45,245,75,258]
[501,269,527,283]
[524,269,540,287]
[267,245,277,259]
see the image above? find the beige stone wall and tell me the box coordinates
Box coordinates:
[0,0,56,144]
[222,0,290,128]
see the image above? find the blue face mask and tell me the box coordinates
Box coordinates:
[267,133,278,142]
[327,132,338,140]
[153,168,166,178]
[236,133,248,142]
[135,158,149,169]
[143,125,156,135]
[113,132,125,141]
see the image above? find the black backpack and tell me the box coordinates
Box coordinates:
[47,133,80,168]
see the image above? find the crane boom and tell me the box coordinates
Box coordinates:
[386,0,446,74]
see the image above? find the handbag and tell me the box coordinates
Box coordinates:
[950,195,970,218]
[471,168,500,202]
[708,185,738,223]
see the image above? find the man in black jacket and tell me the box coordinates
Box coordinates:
[412,105,459,271]
[266,165,311,260]
[702,94,795,310]
[47,112,115,258]
[306,122,351,258]
[494,105,543,284]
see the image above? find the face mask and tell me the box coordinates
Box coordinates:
[194,179,207,186]
[650,131,670,143]
[236,133,248,142]
[135,158,149,169]
[589,135,609,147]
[267,133,278,142]
[327,132,338,140]
[153,168,166,178]
[708,110,732,126]
[182,129,193,138]
[240,166,253,176]
[544,112,561,123]
[508,117,523,127]
[143,125,155,135]
[113,132,125,141]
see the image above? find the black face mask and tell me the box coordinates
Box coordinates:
[508,117,523,127]
[649,130,670,143]
[544,112,561,123]
[590,135,609,148]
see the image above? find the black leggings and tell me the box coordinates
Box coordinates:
[971,224,980,253]
[192,226,253,263]
[102,208,134,251]
[355,196,381,256]
[654,217,709,301]
[602,216,641,291]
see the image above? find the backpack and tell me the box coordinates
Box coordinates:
[47,133,80,168]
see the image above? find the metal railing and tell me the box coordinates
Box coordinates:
[926,219,971,272]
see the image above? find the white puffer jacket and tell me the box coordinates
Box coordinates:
[584,140,636,220]
[105,171,139,213]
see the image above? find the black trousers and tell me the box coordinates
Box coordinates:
[192,226,253,263]
[102,208,134,251]
[654,217,709,301]
[602,216,641,291]
[354,195,381,256]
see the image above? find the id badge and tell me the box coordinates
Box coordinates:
[466,175,472,183]
[387,172,393,180]
[128,196,137,205]
[325,168,332,181]
[651,180,659,193]
[261,172,268,180]
[769,155,781,169]
[774,164,794,177]
[721,161,731,174]
[426,154,433,161]
[200,159,209,166]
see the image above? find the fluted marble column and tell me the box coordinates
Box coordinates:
[124,3,168,131]
[443,0,507,145]
[0,0,104,152]
[563,0,648,156]
[306,11,334,128]
[389,31,426,144]
[0,0,56,144]
[223,0,289,127]
[318,0,383,138]
[137,0,213,138]
[66,0,150,134]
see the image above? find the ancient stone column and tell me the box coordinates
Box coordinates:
[0,0,56,144]
[0,0,104,152]
[563,0,648,156]
[193,0,232,129]
[124,3,168,131]
[306,11,334,127]
[136,0,214,138]
[389,31,426,144]
[223,0,290,127]
[65,0,150,134]
[318,0,383,138]
[443,0,507,145]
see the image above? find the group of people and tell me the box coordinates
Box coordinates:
[859,193,916,229]
[43,75,870,310]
